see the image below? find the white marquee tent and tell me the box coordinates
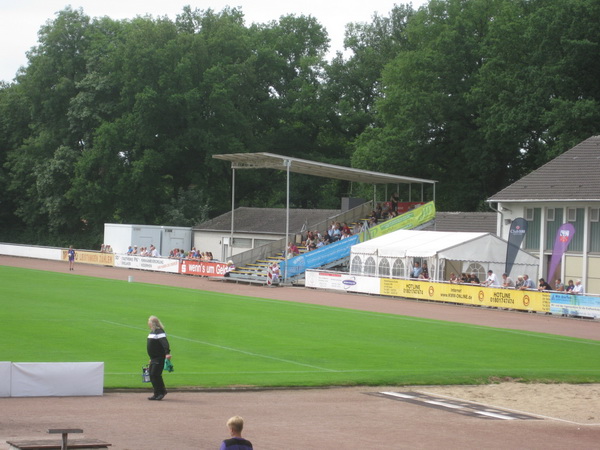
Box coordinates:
[350,230,539,281]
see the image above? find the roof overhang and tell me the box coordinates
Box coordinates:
[213,152,436,185]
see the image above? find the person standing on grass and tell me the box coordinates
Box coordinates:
[220,416,253,450]
[147,315,171,401]
[67,245,76,271]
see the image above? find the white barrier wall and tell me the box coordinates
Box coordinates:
[2,362,104,397]
[114,254,180,273]
[0,244,62,261]
[0,362,11,397]
[305,270,381,294]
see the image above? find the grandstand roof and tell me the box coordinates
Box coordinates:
[213,152,436,186]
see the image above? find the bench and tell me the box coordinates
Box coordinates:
[7,429,111,450]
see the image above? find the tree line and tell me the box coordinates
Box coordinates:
[1,0,599,248]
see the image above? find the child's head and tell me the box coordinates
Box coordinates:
[227,416,244,434]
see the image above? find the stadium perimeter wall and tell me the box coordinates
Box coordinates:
[305,270,600,319]
[2,243,598,319]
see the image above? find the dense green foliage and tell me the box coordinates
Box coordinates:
[1,0,599,246]
[2,266,599,388]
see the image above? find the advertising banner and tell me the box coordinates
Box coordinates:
[283,235,359,278]
[62,249,114,266]
[362,202,436,241]
[547,223,575,283]
[550,292,600,319]
[305,270,380,294]
[380,279,549,312]
[113,254,179,273]
[505,218,528,276]
[180,260,229,277]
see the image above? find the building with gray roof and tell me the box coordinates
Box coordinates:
[487,135,600,294]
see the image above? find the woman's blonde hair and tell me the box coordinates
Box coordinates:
[148,315,165,331]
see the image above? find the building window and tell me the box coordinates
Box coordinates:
[465,262,485,281]
[392,259,405,278]
[525,208,541,250]
[378,258,390,277]
[545,208,564,251]
[567,208,584,252]
[350,256,362,274]
[364,257,377,275]
[590,208,600,252]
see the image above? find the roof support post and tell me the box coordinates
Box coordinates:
[230,167,236,259]
[284,159,291,281]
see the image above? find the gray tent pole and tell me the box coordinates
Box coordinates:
[284,159,291,281]
[230,168,235,259]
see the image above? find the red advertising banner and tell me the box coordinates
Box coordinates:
[180,260,228,277]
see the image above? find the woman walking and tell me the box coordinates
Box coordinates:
[147,315,171,400]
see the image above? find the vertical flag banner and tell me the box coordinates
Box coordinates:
[505,218,528,276]
[547,223,575,283]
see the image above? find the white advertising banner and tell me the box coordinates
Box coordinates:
[114,254,180,273]
[0,361,11,397]
[11,362,104,397]
[305,270,380,295]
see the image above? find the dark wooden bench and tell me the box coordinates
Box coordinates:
[7,428,111,450]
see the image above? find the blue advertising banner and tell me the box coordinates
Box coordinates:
[283,235,359,278]
[549,292,600,318]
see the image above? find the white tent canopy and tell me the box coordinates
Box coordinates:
[350,230,539,281]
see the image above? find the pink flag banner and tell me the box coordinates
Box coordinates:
[547,223,576,283]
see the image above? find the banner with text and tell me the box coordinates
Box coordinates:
[550,292,600,319]
[380,279,549,312]
[62,250,114,266]
[180,260,228,277]
[114,254,179,273]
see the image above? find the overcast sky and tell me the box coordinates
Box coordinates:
[0,0,427,83]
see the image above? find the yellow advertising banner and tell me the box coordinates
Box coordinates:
[380,278,550,313]
[61,250,115,266]
[361,201,436,241]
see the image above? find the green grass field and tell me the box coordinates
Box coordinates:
[1,265,599,388]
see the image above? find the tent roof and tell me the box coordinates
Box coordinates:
[352,230,538,265]
[213,152,437,185]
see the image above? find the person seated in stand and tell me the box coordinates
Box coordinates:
[469,273,480,284]
[411,262,422,279]
[538,278,552,291]
[519,274,535,290]
[305,231,317,251]
[501,273,515,288]
[368,210,379,225]
[565,279,575,292]
[572,279,584,295]
[554,278,565,291]
[223,260,235,277]
[127,246,134,254]
[375,204,383,220]
[514,275,524,289]
[287,242,299,259]
[271,263,280,284]
[419,262,429,279]
[482,270,499,287]
[132,245,138,255]
[460,273,469,283]
[448,273,459,284]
